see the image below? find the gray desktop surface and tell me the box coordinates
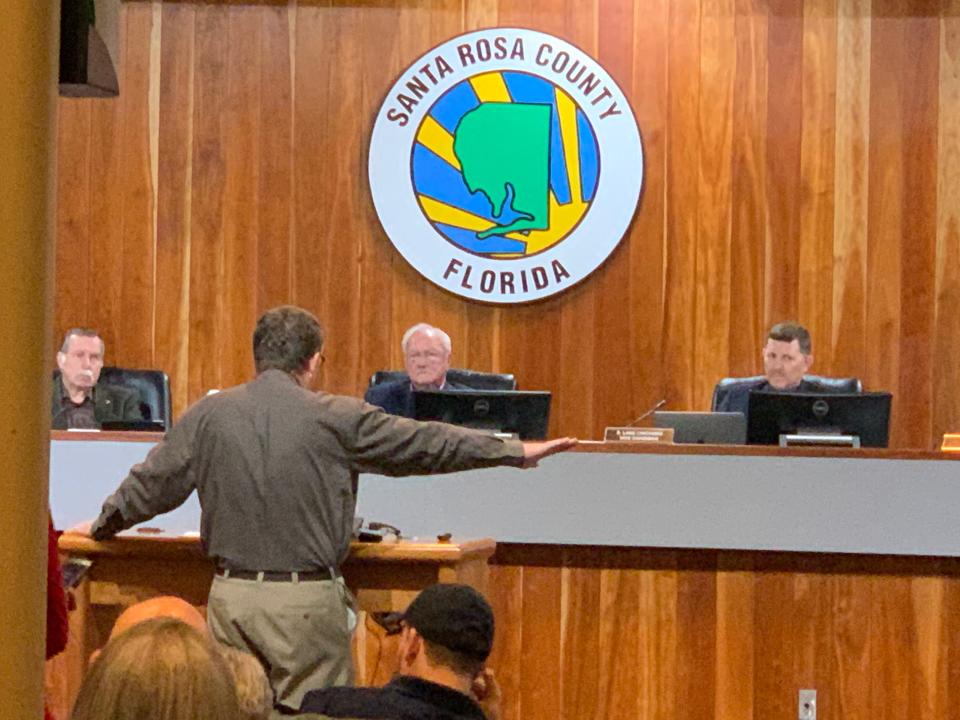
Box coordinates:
[50,437,200,536]
[49,437,960,556]
[356,450,960,556]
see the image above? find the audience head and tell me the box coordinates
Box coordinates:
[402,323,452,390]
[57,328,105,394]
[110,595,207,640]
[90,595,207,666]
[71,617,239,720]
[398,583,494,682]
[763,321,813,390]
[253,306,324,381]
[218,646,273,720]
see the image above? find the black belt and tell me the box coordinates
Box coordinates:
[215,566,338,582]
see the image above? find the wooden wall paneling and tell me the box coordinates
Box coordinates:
[830,0,870,382]
[934,5,960,443]
[84,13,131,364]
[946,574,960,720]
[728,0,768,376]
[692,0,735,410]
[114,3,157,368]
[752,567,797,720]
[220,4,262,388]
[675,552,717,720]
[559,552,603,720]
[54,99,92,344]
[595,565,642,720]
[797,0,837,371]
[255,3,294,314]
[763,1,804,326]
[637,553,678,720]
[714,554,754,720]
[154,2,196,416]
[518,563,564,720]
[586,0,645,432]
[868,573,913,720]
[311,4,367,396]
[354,3,402,386]
[486,564,523,720]
[825,571,871,720]
[661,0,702,411]
[909,575,949,720]
[292,2,336,387]
[624,0,669,416]
[865,4,907,418]
[188,4,229,398]
[894,5,939,449]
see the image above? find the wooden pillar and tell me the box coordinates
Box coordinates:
[0,1,59,718]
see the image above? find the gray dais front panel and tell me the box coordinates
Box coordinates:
[357,452,960,556]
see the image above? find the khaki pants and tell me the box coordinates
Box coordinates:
[207,573,356,713]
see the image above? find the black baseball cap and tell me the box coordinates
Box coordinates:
[402,583,494,662]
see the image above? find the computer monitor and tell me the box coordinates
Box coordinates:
[654,411,746,445]
[746,391,892,448]
[100,420,167,433]
[413,390,551,440]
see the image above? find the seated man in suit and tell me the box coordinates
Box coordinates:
[51,328,142,429]
[714,322,841,416]
[299,583,501,720]
[365,323,468,418]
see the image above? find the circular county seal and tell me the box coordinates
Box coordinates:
[369,28,643,304]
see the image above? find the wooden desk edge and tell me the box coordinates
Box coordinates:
[58,534,496,564]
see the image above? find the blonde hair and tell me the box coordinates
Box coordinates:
[71,618,239,720]
[218,645,273,720]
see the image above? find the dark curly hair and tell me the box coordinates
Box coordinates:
[253,306,324,374]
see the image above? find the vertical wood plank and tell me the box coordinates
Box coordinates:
[693,0,735,409]
[798,0,837,370]
[519,565,563,720]
[934,3,960,443]
[831,0,870,380]
[728,0,768,376]
[256,2,294,312]
[625,0,669,415]
[220,4,261,386]
[662,0,701,410]
[895,4,939,448]
[764,0,804,325]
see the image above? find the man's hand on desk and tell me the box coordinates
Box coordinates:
[64,519,93,537]
[520,437,578,468]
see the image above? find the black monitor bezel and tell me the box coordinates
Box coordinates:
[413,389,551,440]
[746,391,892,447]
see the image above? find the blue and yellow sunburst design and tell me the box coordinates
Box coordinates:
[411,70,600,259]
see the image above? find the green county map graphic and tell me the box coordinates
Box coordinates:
[453,103,551,239]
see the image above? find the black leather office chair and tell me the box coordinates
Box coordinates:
[99,367,173,429]
[711,374,862,412]
[368,368,517,391]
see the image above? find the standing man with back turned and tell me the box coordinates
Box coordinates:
[83,306,575,713]
[51,328,142,429]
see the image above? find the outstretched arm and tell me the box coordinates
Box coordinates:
[520,437,578,468]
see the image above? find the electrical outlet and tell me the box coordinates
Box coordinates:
[799,689,817,720]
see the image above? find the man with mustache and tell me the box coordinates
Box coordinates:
[51,328,142,429]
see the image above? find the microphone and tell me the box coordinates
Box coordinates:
[628,399,666,427]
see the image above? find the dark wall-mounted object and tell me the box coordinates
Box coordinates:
[59,0,120,97]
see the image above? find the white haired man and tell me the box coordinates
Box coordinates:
[364,323,468,418]
[51,328,142,429]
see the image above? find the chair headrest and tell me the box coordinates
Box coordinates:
[369,368,517,391]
